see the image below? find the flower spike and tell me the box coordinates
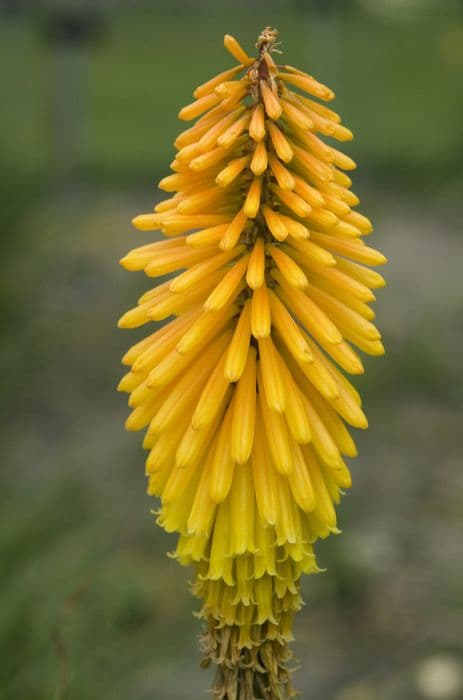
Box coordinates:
[119,26,386,699]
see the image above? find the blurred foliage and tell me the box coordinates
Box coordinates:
[1,1,463,183]
[1,2,463,699]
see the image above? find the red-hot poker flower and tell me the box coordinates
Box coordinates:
[119,27,386,699]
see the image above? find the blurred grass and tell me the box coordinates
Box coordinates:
[1,4,463,182]
[1,3,463,699]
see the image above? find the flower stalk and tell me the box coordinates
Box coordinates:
[119,27,386,699]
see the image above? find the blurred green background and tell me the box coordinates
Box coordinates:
[1,1,463,698]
